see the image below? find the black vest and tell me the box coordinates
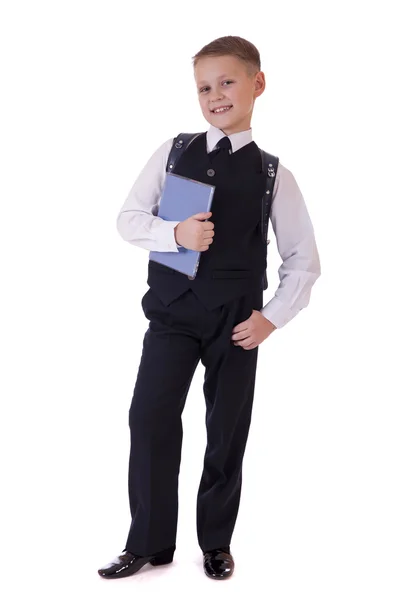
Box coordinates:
[147,132,268,309]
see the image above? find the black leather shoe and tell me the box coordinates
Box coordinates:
[98,545,175,578]
[203,547,234,579]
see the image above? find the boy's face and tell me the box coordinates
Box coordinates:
[194,54,265,135]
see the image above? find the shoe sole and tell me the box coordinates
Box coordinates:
[204,571,233,580]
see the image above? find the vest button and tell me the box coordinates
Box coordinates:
[187,275,194,280]
[207,169,215,177]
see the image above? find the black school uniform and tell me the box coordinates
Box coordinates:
[124,133,268,556]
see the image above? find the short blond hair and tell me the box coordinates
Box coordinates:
[192,35,261,76]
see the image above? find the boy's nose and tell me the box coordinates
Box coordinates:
[211,90,224,102]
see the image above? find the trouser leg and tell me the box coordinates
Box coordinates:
[124,290,200,556]
[196,289,262,552]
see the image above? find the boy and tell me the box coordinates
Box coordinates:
[98,35,321,580]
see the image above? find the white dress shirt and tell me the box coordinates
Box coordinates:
[116,125,321,328]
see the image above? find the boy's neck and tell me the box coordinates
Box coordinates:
[219,124,252,136]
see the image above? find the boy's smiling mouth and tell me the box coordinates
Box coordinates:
[210,105,233,114]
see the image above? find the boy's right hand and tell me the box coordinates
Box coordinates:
[174,212,214,252]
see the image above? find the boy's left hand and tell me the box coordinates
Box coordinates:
[231,310,277,350]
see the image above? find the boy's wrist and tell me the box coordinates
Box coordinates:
[174,223,183,247]
[174,223,183,249]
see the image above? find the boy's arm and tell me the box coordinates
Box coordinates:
[116,138,182,252]
[260,163,321,328]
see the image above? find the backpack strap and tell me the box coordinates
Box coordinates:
[166,133,203,173]
[260,150,279,290]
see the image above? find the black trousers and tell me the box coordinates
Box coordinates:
[124,285,263,556]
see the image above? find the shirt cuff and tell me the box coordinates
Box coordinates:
[260,296,298,329]
[151,219,181,252]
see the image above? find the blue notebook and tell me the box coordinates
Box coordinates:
[149,172,215,278]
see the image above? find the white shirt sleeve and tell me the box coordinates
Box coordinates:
[116,138,182,252]
[260,163,321,328]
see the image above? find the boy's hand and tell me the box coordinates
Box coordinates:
[231,310,277,350]
[174,212,214,251]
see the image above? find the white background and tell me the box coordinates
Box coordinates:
[1,1,403,598]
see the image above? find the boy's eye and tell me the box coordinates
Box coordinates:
[199,80,234,94]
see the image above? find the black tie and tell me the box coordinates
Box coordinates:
[209,136,232,169]
[213,136,232,156]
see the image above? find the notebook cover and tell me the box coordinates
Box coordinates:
[149,172,215,278]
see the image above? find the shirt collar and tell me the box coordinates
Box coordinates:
[206,125,253,154]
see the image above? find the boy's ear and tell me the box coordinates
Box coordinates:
[254,71,266,98]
